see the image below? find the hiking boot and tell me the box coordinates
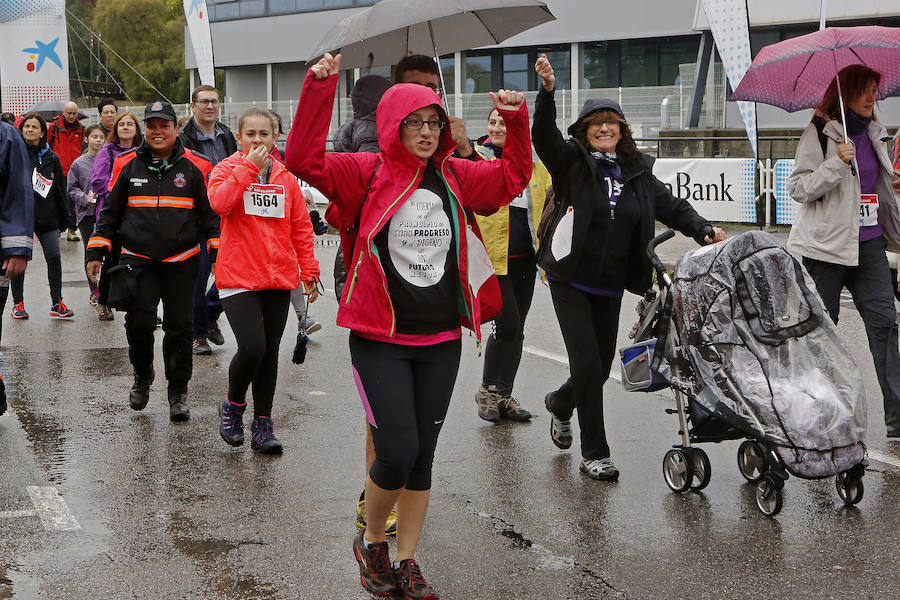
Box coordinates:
[302,316,321,335]
[498,395,532,421]
[0,376,6,416]
[251,417,283,454]
[192,337,212,355]
[580,458,619,481]
[129,368,154,411]
[10,302,28,320]
[475,386,500,422]
[207,322,225,345]
[50,301,74,319]
[546,392,572,449]
[394,558,439,600]
[66,229,80,242]
[96,304,114,321]
[219,398,245,446]
[168,386,190,422]
[352,529,398,597]
[356,490,398,537]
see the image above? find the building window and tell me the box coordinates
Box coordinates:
[465,55,493,94]
[439,56,455,95]
[538,48,569,90]
[583,41,613,89]
[502,51,529,91]
[620,39,658,87]
[659,36,699,87]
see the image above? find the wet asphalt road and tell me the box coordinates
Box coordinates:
[1,231,899,600]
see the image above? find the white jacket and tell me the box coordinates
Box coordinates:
[787,118,900,266]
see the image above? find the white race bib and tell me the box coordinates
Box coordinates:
[388,188,452,288]
[859,194,878,227]
[243,184,285,218]
[32,169,51,198]
[510,186,531,209]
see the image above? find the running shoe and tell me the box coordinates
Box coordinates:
[352,529,398,597]
[356,490,398,537]
[251,417,283,454]
[10,302,28,320]
[66,230,80,242]
[545,392,572,449]
[207,321,225,345]
[50,301,74,319]
[302,316,321,335]
[219,398,245,446]
[192,337,212,355]
[498,395,532,421]
[580,458,619,481]
[475,386,500,422]
[394,558,438,600]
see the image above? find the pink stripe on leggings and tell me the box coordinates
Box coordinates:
[352,366,377,428]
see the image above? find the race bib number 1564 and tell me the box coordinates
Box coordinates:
[243,184,286,218]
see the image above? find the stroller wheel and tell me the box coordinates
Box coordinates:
[835,472,864,505]
[663,448,693,493]
[737,440,766,483]
[755,475,783,517]
[688,448,712,491]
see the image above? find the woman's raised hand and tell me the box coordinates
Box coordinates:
[490,89,526,112]
[535,54,555,91]
[310,53,341,80]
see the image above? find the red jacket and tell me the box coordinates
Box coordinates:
[209,151,319,290]
[47,115,85,175]
[285,72,532,341]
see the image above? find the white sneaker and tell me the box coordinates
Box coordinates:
[580,458,619,481]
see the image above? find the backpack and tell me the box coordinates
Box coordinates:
[326,158,380,272]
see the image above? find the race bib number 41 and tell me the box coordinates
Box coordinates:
[860,194,878,228]
[243,184,286,218]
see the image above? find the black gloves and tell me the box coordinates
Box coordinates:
[309,210,328,236]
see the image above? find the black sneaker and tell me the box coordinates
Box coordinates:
[352,529,398,597]
[168,387,190,422]
[498,395,532,421]
[208,322,225,346]
[219,398,245,446]
[129,368,154,411]
[394,558,439,600]
[251,417,283,454]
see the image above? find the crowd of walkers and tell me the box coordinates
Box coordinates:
[1,51,900,600]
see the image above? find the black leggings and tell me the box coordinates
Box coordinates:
[349,334,461,491]
[11,229,62,305]
[481,253,537,396]
[78,216,99,296]
[222,290,291,419]
[546,280,622,461]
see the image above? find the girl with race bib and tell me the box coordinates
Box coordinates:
[11,113,74,321]
[285,53,531,600]
[208,107,320,454]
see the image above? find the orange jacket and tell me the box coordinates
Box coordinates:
[208,152,319,291]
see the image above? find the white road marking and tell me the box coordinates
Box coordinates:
[522,346,621,382]
[26,486,81,531]
[867,450,900,470]
[0,509,37,519]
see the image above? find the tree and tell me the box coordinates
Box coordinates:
[93,0,188,103]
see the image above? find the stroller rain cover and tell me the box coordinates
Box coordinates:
[662,231,866,477]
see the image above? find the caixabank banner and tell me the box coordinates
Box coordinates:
[652,158,757,223]
[0,0,70,115]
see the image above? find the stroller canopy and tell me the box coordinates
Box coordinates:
[664,231,866,452]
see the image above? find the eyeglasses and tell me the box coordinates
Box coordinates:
[194,99,220,106]
[402,118,445,131]
[423,84,444,96]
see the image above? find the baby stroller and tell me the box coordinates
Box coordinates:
[620,229,867,517]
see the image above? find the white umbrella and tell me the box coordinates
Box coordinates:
[308,0,556,99]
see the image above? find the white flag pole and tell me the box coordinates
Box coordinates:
[820,0,827,30]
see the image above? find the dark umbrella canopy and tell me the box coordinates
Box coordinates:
[26,100,89,120]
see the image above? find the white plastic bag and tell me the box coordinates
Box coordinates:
[551,206,574,261]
